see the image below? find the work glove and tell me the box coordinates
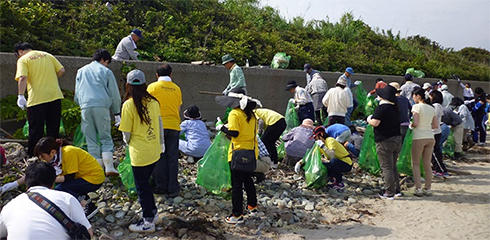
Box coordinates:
[367,115,373,122]
[354,81,361,86]
[367,93,372,98]
[215,117,224,131]
[294,161,302,174]
[161,143,166,153]
[17,95,27,110]
[114,114,121,127]
[0,181,19,194]
[315,140,325,148]
[289,98,295,104]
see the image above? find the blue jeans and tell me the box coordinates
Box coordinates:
[323,158,352,183]
[440,124,450,149]
[345,107,353,126]
[55,178,102,199]
[346,142,359,157]
[133,162,157,220]
[152,129,180,195]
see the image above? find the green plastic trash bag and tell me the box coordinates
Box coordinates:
[396,128,425,177]
[196,131,232,196]
[284,100,299,131]
[118,147,137,196]
[355,82,368,112]
[405,67,425,78]
[23,119,66,138]
[73,124,87,151]
[358,125,381,176]
[270,52,291,69]
[443,131,455,157]
[303,144,328,189]
[365,96,378,116]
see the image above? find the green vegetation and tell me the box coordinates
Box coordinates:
[1,0,488,80]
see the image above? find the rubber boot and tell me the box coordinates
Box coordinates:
[102,152,119,176]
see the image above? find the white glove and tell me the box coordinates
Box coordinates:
[486,120,490,126]
[315,140,325,148]
[294,161,302,174]
[216,117,224,131]
[367,115,373,121]
[0,181,19,194]
[114,114,121,127]
[367,93,372,98]
[161,143,166,153]
[17,95,27,110]
[289,98,295,104]
[354,81,361,86]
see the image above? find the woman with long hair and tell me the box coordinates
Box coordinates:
[367,85,402,199]
[118,70,164,233]
[215,88,259,224]
[34,136,105,219]
[429,90,448,177]
[410,88,438,197]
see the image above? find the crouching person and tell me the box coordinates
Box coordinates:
[0,161,93,239]
[296,126,353,191]
[253,137,272,183]
[282,119,315,166]
[179,105,211,163]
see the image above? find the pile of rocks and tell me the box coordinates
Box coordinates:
[1,142,400,239]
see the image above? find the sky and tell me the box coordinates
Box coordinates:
[260,0,490,51]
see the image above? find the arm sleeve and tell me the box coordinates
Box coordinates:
[221,126,239,137]
[159,116,165,145]
[122,131,131,144]
[0,213,7,238]
[459,82,465,89]
[74,70,81,105]
[295,89,308,105]
[124,39,138,60]
[68,195,92,231]
[63,173,76,182]
[107,71,121,114]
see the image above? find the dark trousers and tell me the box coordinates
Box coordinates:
[298,102,315,123]
[473,114,487,143]
[323,158,352,183]
[432,133,447,173]
[133,162,157,220]
[376,136,402,195]
[261,118,286,164]
[231,167,257,217]
[152,129,180,195]
[327,116,345,127]
[55,178,102,199]
[26,99,61,156]
[314,107,327,126]
[400,125,409,143]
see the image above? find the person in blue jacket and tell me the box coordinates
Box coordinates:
[74,49,121,176]
[179,105,211,163]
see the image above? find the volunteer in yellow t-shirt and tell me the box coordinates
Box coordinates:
[34,137,104,220]
[14,42,65,157]
[118,70,164,233]
[253,108,286,166]
[215,88,259,224]
[147,63,182,197]
[296,126,352,191]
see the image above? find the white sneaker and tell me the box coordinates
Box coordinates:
[128,219,155,233]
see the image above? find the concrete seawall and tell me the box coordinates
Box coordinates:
[1,52,488,122]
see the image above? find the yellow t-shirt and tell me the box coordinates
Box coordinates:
[61,146,105,185]
[227,109,259,162]
[15,50,64,107]
[147,80,182,131]
[324,137,352,165]
[254,108,284,127]
[412,103,436,140]
[119,98,161,167]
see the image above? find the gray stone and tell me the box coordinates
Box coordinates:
[348,197,357,204]
[305,202,315,211]
[87,192,99,201]
[363,189,374,195]
[115,210,126,219]
[183,192,193,199]
[280,183,291,189]
[178,228,188,238]
[112,231,124,237]
[105,215,115,223]
[173,196,184,205]
[216,202,226,209]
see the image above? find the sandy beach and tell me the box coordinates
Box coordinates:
[279,147,490,240]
